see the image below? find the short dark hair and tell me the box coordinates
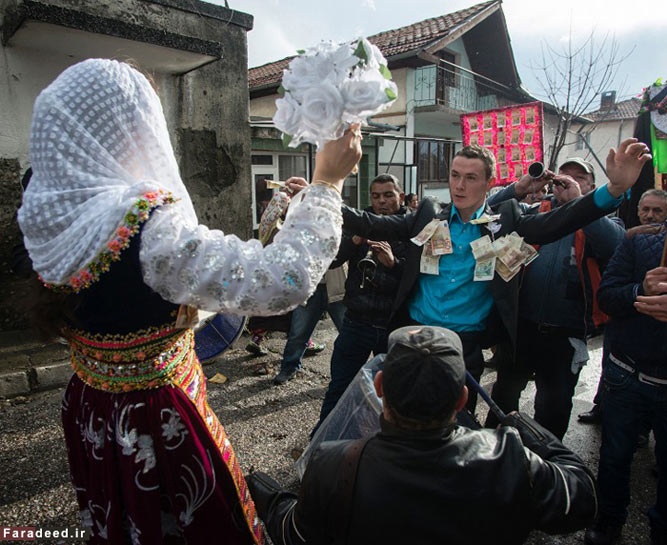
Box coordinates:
[454,145,496,180]
[370,174,402,193]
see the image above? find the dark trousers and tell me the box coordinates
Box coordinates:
[485,319,582,440]
[315,315,389,431]
[597,360,667,531]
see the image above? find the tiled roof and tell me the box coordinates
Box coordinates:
[587,97,641,122]
[249,0,497,89]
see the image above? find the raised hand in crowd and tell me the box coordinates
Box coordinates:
[367,240,396,268]
[606,137,652,197]
[312,123,363,192]
[551,173,583,203]
[512,169,554,200]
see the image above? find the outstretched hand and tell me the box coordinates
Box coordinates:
[606,138,652,198]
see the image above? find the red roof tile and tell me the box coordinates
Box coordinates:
[249,0,497,89]
[587,97,641,122]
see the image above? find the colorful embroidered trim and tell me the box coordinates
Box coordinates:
[69,328,193,393]
[42,190,175,293]
[66,323,184,364]
[173,344,265,545]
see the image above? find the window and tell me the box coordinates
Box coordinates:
[251,155,273,165]
[278,155,307,180]
[416,140,452,183]
[576,133,590,151]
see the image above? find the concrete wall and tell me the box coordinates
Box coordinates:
[0,0,253,330]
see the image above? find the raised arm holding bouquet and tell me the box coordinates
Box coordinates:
[274,38,397,151]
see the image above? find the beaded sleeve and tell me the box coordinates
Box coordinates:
[139,184,342,315]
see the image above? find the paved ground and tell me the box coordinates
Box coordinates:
[0,320,656,544]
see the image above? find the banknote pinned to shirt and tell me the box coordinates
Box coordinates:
[411,218,441,246]
[419,244,440,275]
[430,220,453,255]
[470,213,501,225]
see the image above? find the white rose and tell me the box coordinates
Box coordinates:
[300,82,344,142]
[341,74,387,117]
[273,93,302,137]
[360,38,387,69]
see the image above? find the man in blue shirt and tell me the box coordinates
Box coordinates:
[341,139,650,412]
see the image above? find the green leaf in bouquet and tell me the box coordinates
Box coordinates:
[379,64,392,80]
[282,133,293,148]
[385,87,397,101]
[277,85,285,96]
[297,49,305,55]
[353,40,368,63]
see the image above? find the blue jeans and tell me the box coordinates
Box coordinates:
[597,359,667,531]
[316,315,389,428]
[279,284,345,373]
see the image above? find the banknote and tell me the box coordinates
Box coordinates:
[474,257,496,281]
[420,245,440,275]
[430,221,453,255]
[495,258,521,282]
[265,179,286,189]
[470,235,494,261]
[411,218,441,247]
[470,213,501,225]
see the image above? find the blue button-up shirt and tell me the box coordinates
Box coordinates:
[408,203,494,331]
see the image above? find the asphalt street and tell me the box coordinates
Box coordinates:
[0,322,657,544]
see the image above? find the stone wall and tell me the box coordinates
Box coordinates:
[0,0,254,330]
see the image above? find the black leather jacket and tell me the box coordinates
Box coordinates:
[251,414,597,545]
[331,206,407,328]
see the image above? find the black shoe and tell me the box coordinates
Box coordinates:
[273,368,298,386]
[578,406,602,424]
[584,519,622,545]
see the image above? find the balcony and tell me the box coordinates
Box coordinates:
[414,65,498,113]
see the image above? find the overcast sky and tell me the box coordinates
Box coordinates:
[221,0,666,110]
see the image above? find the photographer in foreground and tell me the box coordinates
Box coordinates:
[248,326,597,545]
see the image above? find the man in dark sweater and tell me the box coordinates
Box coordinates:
[314,174,406,429]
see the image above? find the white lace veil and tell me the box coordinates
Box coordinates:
[18,58,197,286]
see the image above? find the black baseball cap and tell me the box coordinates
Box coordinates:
[382,326,466,421]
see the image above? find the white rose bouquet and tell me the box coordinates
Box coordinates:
[274,38,398,149]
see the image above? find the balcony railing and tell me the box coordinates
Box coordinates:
[414,65,497,112]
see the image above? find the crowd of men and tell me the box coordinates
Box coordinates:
[246,138,667,545]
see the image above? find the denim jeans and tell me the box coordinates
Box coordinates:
[316,315,389,428]
[279,284,345,373]
[597,359,667,531]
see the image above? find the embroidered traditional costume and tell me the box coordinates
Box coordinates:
[18,59,343,544]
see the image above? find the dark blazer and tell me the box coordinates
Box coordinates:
[342,190,614,349]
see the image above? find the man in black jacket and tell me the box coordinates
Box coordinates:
[341,139,650,412]
[314,174,407,429]
[248,325,598,544]
[585,223,667,545]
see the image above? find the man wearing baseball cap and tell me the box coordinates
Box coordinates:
[485,155,625,439]
[248,326,597,544]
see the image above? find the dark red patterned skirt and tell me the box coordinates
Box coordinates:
[61,327,264,544]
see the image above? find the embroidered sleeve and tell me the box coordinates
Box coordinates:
[139,184,342,315]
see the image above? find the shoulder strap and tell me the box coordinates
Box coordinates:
[331,435,373,545]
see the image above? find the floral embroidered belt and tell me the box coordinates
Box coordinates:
[67,326,195,393]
